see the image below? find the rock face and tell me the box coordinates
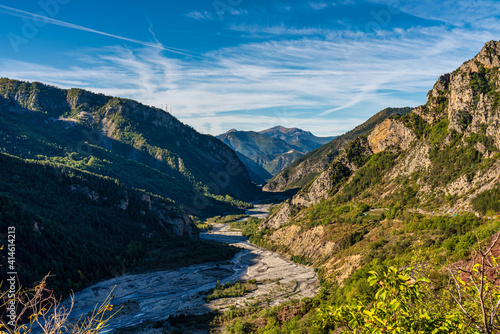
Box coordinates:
[261,199,296,229]
[68,183,199,238]
[150,196,199,238]
[367,119,416,154]
[413,74,451,124]
[267,225,337,261]
[293,137,372,207]
[414,41,500,148]
[272,40,500,217]
[262,137,373,229]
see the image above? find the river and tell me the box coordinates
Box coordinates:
[63,204,318,332]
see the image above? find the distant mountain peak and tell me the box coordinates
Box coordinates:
[259,125,335,146]
[268,125,300,131]
[262,125,310,135]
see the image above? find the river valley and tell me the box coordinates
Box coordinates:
[63,204,319,333]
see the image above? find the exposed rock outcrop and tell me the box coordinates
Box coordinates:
[266,225,337,261]
[150,196,199,239]
[67,183,198,238]
[263,138,373,228]
[368,119,416,154]
[261,199,296,229]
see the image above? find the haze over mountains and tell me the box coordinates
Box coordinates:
[217,126,336,182]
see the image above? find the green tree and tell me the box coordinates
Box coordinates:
[316,266,475,333]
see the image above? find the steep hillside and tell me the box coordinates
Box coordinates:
[235,152,273,185]
[0,153,238,296]
[209,41,500,334]
[263,107,412,192]
[255,40,500,282]
[0,79,260,216]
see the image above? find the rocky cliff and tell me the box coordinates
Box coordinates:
[261,137,373,229]
[367,119,416,154]
[267,41,500,220]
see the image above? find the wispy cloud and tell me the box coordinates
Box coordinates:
[0,4,196,56]
[185,8,247,21]
[376,0,500,29]
[308,2,329,10]
[228,23,329,36]
[185,10,216,21]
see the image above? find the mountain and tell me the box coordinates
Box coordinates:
[217,126,335,177]
[0,78,261,216]
[218,129,296,158]
[253,40,500,283]
[260,125,336,146]
[263,107,413,192]
[217,129,303,176]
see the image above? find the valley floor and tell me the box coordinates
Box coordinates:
[63,205,318,333]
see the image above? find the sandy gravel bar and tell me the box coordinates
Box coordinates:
[63,204,319,332]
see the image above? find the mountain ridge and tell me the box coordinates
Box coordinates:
[255,41,500,284]
[0,78,261,215]
[259,125,336,145]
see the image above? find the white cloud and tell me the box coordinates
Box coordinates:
[185,10,216,21]
[309,2,329,10]
[367,0,500,30]
[228,23,330,36]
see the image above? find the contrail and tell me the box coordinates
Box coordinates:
[0,4,197,57]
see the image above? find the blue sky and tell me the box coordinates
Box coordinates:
[0,0,499,136]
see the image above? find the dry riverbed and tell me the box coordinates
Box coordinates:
[63,204,319,333]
